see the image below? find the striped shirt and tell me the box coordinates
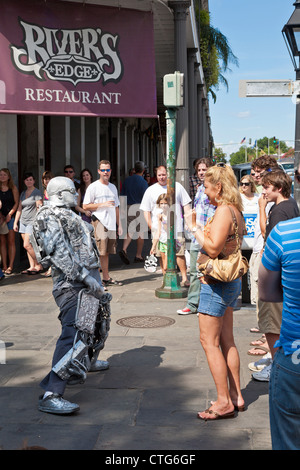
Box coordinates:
[262,217,300,355]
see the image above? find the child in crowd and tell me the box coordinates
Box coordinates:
[150,194,170,274]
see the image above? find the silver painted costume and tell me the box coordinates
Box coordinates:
[31,177,111,414]
[32,203,101,289]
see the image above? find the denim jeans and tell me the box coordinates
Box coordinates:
[269,347,300,450]
[186,246,201,312]
[40,288,80,396]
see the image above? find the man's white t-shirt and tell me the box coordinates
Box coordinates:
[83,180,120,230]
[140,182,191,235]
[252,197,273,254]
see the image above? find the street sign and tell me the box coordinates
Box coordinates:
[239,78,300,209]
[239,79,299,97]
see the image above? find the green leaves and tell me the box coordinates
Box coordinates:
[197,9,239,101]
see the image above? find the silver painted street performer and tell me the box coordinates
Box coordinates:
[30,176,111,415]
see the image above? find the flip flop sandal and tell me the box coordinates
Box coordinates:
[250,327,260,333]
[210,400,245,412]
[247,346,270,356]
[119,250,130,265]
[180,280,190,287]
[134,257,145,263]
[197,408,235,421]
[102,278,123,286]
[250,335,266,346]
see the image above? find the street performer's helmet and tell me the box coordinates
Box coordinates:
[47,176,77,207]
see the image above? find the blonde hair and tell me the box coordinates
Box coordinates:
[239,175,257,193]
[205,165,243,212]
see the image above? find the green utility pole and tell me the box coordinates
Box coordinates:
[155,107,187,299]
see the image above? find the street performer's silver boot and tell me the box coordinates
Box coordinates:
[38,393,80,415]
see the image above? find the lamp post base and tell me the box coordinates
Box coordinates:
[155,270,188,299]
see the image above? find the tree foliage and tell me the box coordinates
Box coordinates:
[228,137,293,165]
[197,9,239,102]
[213,147,227,163]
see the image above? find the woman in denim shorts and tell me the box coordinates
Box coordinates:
[187,164,246,421]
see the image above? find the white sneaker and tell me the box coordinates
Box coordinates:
[248,352,272,372]
[252,363,272,382]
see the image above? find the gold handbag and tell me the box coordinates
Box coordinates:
[197,208,249,283]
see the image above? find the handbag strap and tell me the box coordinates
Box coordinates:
[228,206,241,252]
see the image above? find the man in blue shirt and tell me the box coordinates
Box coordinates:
[258,216,300,450]
[119,161,148,264]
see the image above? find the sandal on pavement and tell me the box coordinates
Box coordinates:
[22,268,40,275]
[250,327,260,333]
[247,346,270,356]
[197,408,235,421]
[134,256,145,263]
[250,335,266,346]
[27,269,40,275]
[233,404,246,412]
[118,250,130,265]
[42,268,52,277]
[4,268,13,275]
[210,399,245,412]
[102,278,123,286]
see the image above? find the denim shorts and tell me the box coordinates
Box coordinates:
[19,222,33,234]
[198,278,241,317]
[7,217,15,230]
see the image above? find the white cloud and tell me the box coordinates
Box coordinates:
[237,111,251,119]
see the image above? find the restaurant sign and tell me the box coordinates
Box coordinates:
[0,0,157,117]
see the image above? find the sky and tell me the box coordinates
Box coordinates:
[208,0,297,159]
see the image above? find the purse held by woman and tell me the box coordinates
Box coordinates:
[197,207,248,283]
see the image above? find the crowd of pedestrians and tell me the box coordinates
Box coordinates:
[0,155,300,449]
[0,162,157,280]
[243,156,300,449]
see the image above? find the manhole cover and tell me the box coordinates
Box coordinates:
[116,315,175,329]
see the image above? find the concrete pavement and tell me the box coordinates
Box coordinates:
[0,242,271,451]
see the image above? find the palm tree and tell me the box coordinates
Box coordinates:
[197,9,239,102]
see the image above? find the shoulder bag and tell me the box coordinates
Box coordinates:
[197,207,248,283]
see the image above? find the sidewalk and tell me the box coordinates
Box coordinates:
[0,242,271,450]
